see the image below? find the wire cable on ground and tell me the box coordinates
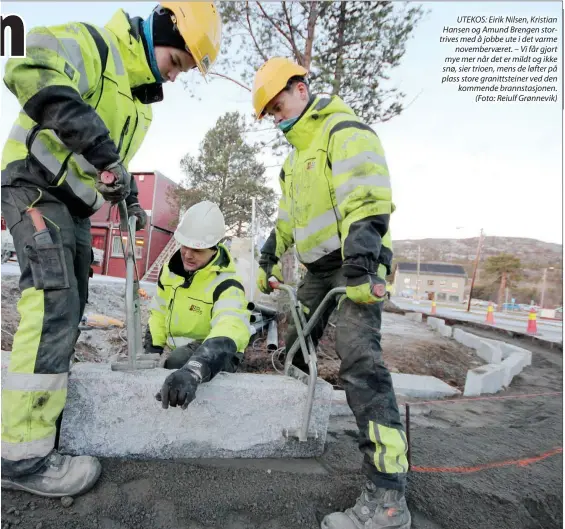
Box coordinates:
[405,391,563,473]
[270,347,286,374]
[411,447,562,474]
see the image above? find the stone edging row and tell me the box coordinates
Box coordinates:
[410,313,533,396]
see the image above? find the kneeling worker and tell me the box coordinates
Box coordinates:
[144,201,252,409]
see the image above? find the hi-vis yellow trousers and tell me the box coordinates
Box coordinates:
[1,184,91,477]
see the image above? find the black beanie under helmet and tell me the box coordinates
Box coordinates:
[152,7,188,52]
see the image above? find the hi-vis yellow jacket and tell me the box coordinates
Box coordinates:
[1,9,163,217]
[261,96,394,280]
[148,245,252,356]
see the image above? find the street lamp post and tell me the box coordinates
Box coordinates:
[540,266,555,309]
[466,228,485,313]
[416,244,421,301]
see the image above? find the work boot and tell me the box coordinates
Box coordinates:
[1,450,102,498]
[321,481,411,529]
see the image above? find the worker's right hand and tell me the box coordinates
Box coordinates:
[257,256,283,294]
[156,368,200,410]
[96,162,131,203]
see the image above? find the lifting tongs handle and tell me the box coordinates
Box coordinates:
[101,170,140,370]
[100,170,129,232]
[268,276,281,290]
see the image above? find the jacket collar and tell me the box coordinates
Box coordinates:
[104,9,163,104]
[284,95,357,150]
[168,244,235,280]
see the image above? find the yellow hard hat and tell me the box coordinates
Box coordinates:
[252,57,308,119]
[160,1,222,76]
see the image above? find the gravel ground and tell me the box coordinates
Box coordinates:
[1,276,484,390]
[1,276,562,529]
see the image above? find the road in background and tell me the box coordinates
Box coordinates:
[392,297,563,344]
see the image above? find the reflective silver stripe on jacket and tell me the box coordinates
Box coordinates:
[332,151,388,177]
[213,298,246,312]
[335,175,391,206]
[205,273,237,293]
[99,27,125,75]
[26,33,89,95]
[298,235,341,264]
[150,295,167,314]
[277,208,290,223]
[30,132,104,209]
[7,123,28,145]
[166,336,196,349]
[294,208,340,243]
[211,310,250,327]
[10,124,104,209]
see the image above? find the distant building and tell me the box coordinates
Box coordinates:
[0,171,181,278]
[90,171,180,279]
[393,262,468,302]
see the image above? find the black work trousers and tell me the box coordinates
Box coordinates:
[284,268,408,492]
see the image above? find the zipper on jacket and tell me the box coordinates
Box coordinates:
[166,274,196,348]
[116,116,131,156]
[121,107,139,163]
[288,173,304,263]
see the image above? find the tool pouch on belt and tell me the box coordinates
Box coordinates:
[24,242,70,290]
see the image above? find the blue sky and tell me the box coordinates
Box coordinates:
[1,1,562,244]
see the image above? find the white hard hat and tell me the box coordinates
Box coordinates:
[174,201,226,249]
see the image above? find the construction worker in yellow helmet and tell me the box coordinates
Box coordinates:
[253,57,411,529]
[1,3,221,498]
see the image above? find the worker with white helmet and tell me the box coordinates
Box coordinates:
[145,201,252,409]
[1,2,222,498]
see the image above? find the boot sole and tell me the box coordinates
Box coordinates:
[1,464,102,498]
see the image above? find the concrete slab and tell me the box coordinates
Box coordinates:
[391,373,460,399]
[452,328,482,350]
[330,390,352,417]
[499,343,533,364]
[426,317,442,330]
[477,340,502,364]
[438,324,453,338]
[330,373,461,416]
[59,363,333,459]
[424,316,452,338]
[502,351,532,386]
[463,363,507,396]
[405,312,423,323]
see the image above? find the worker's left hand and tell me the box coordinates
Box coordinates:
[126,203,147,231]
[257,254,283,294]
[345,275,387,305]
[156,368,200,409]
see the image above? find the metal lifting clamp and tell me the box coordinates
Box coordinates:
[268,276,346,443]
[99,172,159,372]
